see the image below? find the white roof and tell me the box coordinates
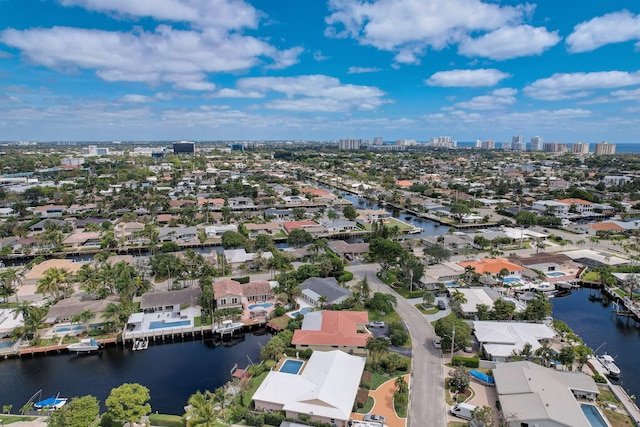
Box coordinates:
[494,361,596,427]
[0,309,24,334]
[128,312,145,324]
[473,321,556,358]
[252,350,365,422]
[457,288,495,315]
[561,249,628,266]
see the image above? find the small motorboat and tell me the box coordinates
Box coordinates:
[596,353,621,379]
[66,338,101,353]
[34,394,67,411]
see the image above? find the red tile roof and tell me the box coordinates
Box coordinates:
[457,257,526,275]
[283,220,318,234]
[292,311,371,347]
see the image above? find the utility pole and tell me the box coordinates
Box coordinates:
[451,325,456,362]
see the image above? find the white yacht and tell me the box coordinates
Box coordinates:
[596,353,621,378]
[66,338,101,353]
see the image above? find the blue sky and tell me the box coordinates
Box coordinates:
[1,0,640,143]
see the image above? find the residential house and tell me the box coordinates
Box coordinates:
[283,221,319,234]
[326,240,369,258]
[140,287,202,312]
[457,257,527,279]
[114,221,146,243]
[158,226,198,242]
[45,295,120,328]
[494,361,598,427]
[320,220,358,233]
[33,205,66,218]
[205,224,238,238]
[244,222,282,237]
[292,310,371,355]
[62,232,102,249]
[556,198,594,216]
[0,308,23,338]
[252,350,366,427]
[213,279,274,310]
[265,208,294,221]
[473,321,556,362]
[531,200,570,217]
[421,262,465,287]
[29,219,68,232]
[281,195,308,204]
[228,197,255,209]
[509,252,581,282]
[299,277,352,307]
[23,259,86,286]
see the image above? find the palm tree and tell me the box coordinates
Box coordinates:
[395,376,408,394]
[365,336,389,365]
[0,267,23,303]
[71,309,95,328]
[36,267,70,299]
[104,302,130,332]
[186,390,217,427]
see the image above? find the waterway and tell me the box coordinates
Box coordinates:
[552,288,640,399]
[0,333,270,415]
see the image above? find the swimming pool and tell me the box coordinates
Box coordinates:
[502,277,521,284]
[54,325,84,333]
[0,341,13,349]
[149,320,191,330]
[280,359,304,375]
[547,272,566,277]
[291,307,312,317]
[581,404,608,427]
[248,302,274,310]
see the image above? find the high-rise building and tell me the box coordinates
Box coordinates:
[543,142,568,153]
[338,138,360,150]
[429,136,456,148]
[570,142,590,154]
[594,141,616,155]
[82,145,109,156]
[173,141,195,154]
[481,140,495,150]
[501,141,512,150]
[530,136,543,151]
[512,135,526,151]
[373,136,383,145]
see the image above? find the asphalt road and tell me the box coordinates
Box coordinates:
[347,264,447,427]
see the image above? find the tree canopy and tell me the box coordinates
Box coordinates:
[47,395,99,427]
[106,383,151,424]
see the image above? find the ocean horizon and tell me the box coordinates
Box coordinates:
[456,141,640,154]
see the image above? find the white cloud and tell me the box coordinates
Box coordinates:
[524,71,640,100]
[59,0,260,31]
[566,10,640,53]
[119,94,154,103]
[313,50,330,61]
[1,0,302,91]
[458,25,560,60]
[325,0,555,62]
[208,88,265,99]
[425,68,510,87]
[228,75,388,112]
[348,66,382,74]
[454,88,517,110]
[611,88,640,101]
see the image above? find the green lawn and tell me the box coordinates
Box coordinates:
[148,413,185,427]
[602,408,635,427]
[0,416,39,424]
[415,304,439,315]
[241,371,269,407]
[582,271,600,282]
[356,396,375,414]
[268,315,291,330]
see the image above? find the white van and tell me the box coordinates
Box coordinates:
[450,402,477,420]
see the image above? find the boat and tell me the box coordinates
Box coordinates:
[66,338,101,353]
[596,353,621,378]
[133,337,149,351]
[213,319,243,334]
[34,393,67,411]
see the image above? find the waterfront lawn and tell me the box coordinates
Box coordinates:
[194,316,212,327]
[597,386,622,405]
[582,271,600,282]
[241,371,269,408]
[603,408,635,427]
[267,315,290,330]
[0,415,39,424]
[149,413,185,427]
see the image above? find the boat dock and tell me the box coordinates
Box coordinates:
[588,356,640,425]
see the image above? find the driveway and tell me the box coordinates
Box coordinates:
[347,264,446,427]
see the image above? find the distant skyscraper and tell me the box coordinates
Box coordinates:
[530,136,543,151]
[570,142,589,154]
[501,141,512,150]
[373,136,383,145]
[82,145,109,156]
[594,141,616,155]
[173,141,195,154]
[429,136,456,148]
[338,138,360,150]
[481,140,495,149]
[543,142,568,153]
[512,135,525,151]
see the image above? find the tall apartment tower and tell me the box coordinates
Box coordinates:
[594,141,616,155]
[512,135,526,151]
[373,136,383,145]
[570,142,590,154]
[501,140,512,150]
[481,140,495,149]
[338,138,360,150]
[530,136,543,151]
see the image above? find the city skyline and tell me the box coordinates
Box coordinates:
[1,0,640,142]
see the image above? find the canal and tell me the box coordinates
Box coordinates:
[552,288,640,399]
[0,332,270,415]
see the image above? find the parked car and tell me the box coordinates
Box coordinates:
[432,338,442,349]
[437,300,446,310]
[363,414,386,423]
[369,321,385,328]
[450,403,477,420]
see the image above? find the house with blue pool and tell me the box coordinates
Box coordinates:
[252,350,366,427]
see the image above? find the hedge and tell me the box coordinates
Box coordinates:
[338,271,354,283]
[452,356,479,368]
[232,276,251,284]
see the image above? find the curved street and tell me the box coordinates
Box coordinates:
[348,264,446,427]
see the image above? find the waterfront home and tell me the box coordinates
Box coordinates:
[29,219,69,232]
[61,231,102,249]
[140,287,202,313]
[473,321,556,363]
[320,219,358,233]
[33,205,66,218]
[508,252,581,282]
[556,198,594,216]
[252,350,366,427]
[46,295,119,328]
[299,277,352,307]
[23,259,86,286]
[356,209,391,223]
[457,257,527,279]
[264,208,294,221]
[205,224,238,238]
[494,361,598,427]
[213,279,274,310]
[158,226,198,242]
[244,222,282,237]
[283,220,318,234]
[291,310,371,355]
[326,240,369,259]
[228,196,255,209]
[113,221,145,242]
[560,249,629,268]
[0,308,24,338]
[531,200,570,217]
